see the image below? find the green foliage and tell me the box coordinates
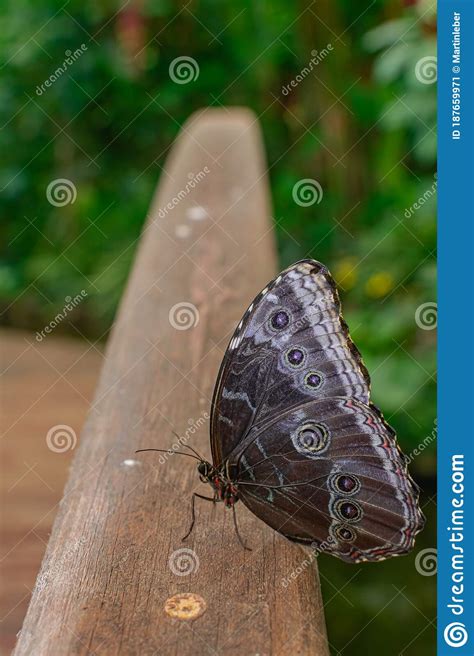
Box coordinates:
[364,13,437,163]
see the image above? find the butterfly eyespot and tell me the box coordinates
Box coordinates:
[333,499,363,523]
[270,310,290,331]
[333,524,356,543]
[330,474,360,496]
[285,347,306,368]
[292,422,329,457]
[304,371,323,390]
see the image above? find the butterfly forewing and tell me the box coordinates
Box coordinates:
[210,260,370,464]
[209,259,424,562]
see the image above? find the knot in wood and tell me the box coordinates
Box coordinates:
[164,593,206,621]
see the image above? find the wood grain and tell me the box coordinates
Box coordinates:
[0,330,102,654]
[14,108,329,656]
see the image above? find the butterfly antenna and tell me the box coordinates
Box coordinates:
[135,448,200,461]
[170,431,206,461]
[182,444,207,461]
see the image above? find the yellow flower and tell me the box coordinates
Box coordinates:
[365,272,395,298]
[334,258,357,290]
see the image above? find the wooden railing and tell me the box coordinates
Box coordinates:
[14,108,329,655]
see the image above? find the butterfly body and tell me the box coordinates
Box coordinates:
[200,259,424,564]
[198,460,240,508]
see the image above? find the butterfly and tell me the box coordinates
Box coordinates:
[139,260,425,562]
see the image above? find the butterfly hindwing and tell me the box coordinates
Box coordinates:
[233,397,423,562]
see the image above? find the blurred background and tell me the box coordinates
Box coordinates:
[1,0,436,654]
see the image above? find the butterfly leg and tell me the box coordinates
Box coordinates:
[182,492,217,542]
[232,504,252,551]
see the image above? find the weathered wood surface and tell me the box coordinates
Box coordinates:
[0,329,102,656]
[0,330,103,654]
[14,108,329,656]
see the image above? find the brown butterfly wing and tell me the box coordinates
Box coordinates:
[210,259,370,465]
[234,397,424,563]
[209,259,424,562]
